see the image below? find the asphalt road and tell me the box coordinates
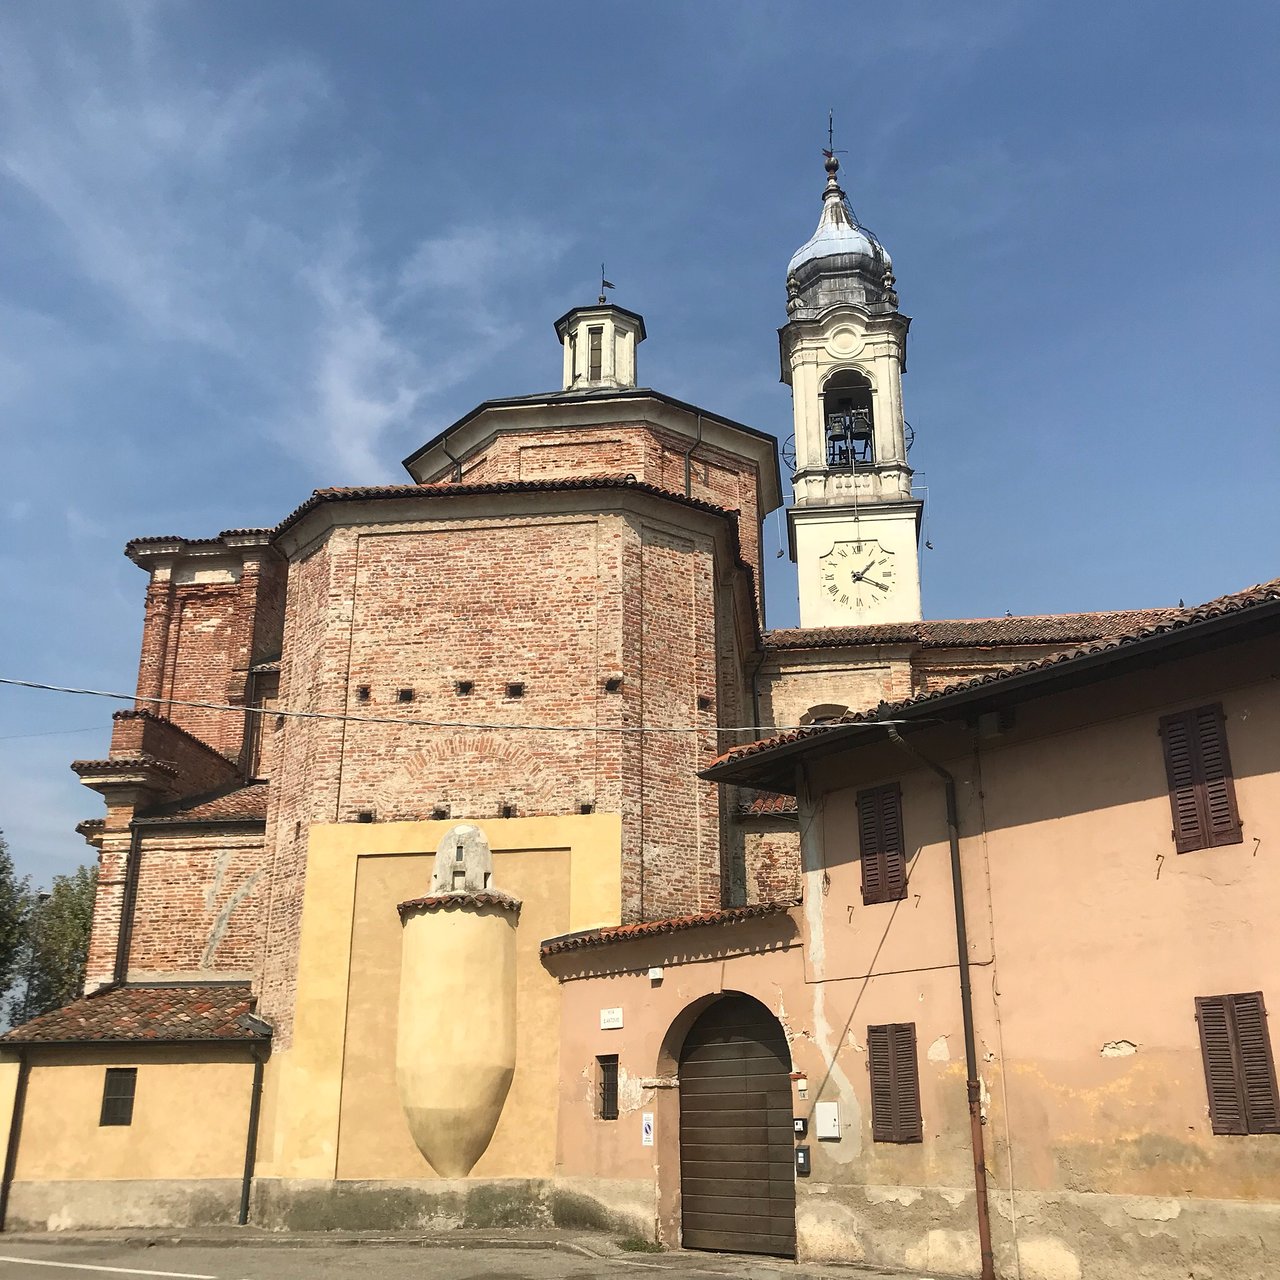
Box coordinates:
[0,1243,616,1280]
[0,1240,924,1280]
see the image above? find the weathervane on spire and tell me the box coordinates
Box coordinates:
[598,263,615,305]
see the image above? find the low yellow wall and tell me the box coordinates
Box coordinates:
[13,1045,253,1182]
[257,813,621,1183]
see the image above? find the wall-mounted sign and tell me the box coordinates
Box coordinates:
[600,1007,624,1030]
[641,1112,654,1146]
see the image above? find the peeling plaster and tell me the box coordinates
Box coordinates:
[904,1228,980,1277]
[1101,1039,1139,1057]
[1018,1236,1082,1280]
[864,1185,922,1206]
[799,786,862,1159]
[1123,1197,1181,1221]
[617,1066,645,1115]
[927,1034,951,1063]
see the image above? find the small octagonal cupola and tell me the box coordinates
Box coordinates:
[554,302,646,392]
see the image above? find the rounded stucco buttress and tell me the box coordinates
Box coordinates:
[395,824,521,1178]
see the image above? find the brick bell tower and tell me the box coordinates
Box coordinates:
[780,153,922,627]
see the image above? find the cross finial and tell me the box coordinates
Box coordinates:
[822,109,847,179]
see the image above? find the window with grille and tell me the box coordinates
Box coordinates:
[857,783,907,905]
[1196,993,1280,1135]
[1159,704,1243,853]
[597,1055,619,1121]
[867,1023,921,1143]
[99,1067,137,1127]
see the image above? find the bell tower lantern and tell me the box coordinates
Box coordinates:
[780,154,922,627]
[554,302,646,392]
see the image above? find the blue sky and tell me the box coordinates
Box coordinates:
[2,1,1278,885]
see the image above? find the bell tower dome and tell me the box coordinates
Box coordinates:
[780,153,922,627]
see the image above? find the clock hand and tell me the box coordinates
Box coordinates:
[867,579,889,591]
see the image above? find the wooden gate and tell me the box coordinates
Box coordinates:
[678,995,796,1257]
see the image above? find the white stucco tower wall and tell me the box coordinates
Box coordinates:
[781,155,923,628]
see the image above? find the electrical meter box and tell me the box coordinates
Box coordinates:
[815,1100,841,1140]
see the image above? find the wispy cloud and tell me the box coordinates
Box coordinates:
[0,5,568,481]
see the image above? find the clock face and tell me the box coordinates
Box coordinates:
[819,540,896,611]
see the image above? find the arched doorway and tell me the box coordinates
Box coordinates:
[678,994,795,1258]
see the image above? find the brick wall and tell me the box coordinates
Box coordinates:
[259,537,348,1043]
[83,802,134,991]
[109,710,241,801]
[453,423,764,601]
[758,649,917,731]
[741,822,803,904]
[132,545,287,761]
[124,826,267,979]
[259,491,751,1045]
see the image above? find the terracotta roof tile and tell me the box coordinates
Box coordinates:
[135,781,269,824]
[2,983,268,1044]
[540,901,796,956]
[765,608,1184,651]
[712,578,1280,772]
[738,791,799,817]
[273,477,738,539]
[397,890,521,919]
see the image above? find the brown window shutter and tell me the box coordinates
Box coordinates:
[1231,993,1280,1134]
[1196,995,1246,1134]
[858,784,906,905]
[1195,705,1243,848]
[868,1022,922,1143]
[891,1022,923,1141]
[1160,705,1242,854]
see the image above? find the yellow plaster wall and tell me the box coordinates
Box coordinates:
[13,1046,252,1182]
[0,1057,20,1169]
[257,813,620,1182]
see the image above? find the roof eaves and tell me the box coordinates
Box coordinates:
[707,581,1280,786]
[401,387,780,476]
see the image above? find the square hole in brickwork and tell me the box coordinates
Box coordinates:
[355,810,375,823]
[604,676,624,693]
[455,680,474,695]
[579,802,595,815]
[697,694,713,712]
[356,685,371,703]
[432,804,451,821]
[506,682,525,699]
[397,688,415,703]
[500,803,517,819]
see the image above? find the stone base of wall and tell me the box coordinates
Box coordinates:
[5,1179,241,1231]
[799,1182,1280,1280]
[251,1177,654,1238]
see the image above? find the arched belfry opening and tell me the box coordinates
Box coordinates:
[677,994,796,1258]
[822,369,874,467]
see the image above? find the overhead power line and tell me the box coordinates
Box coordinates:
[0,675,916,738]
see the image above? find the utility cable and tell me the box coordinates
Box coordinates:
[0,675,926,739]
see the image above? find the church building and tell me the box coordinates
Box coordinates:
[2,156,1277,1280]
